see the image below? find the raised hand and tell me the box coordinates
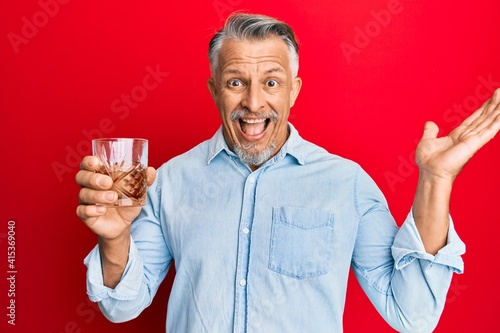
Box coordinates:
[76,155,156,287]
[416,88,500,182]
[76,155,157,241]
[411,88,500,254]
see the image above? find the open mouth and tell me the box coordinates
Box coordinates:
[239,117,271,138]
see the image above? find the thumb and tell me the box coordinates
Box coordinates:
[146,167,157,186]
[421,121,439,140]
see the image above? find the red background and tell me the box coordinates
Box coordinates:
[1,0,499,332]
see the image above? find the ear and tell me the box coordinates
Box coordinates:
[289,76,302,108]
[207,78,218,103]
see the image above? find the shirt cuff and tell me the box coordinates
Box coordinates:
[83,236,144,302]
[392,210,466,273]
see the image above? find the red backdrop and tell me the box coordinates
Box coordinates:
[1,0,499,332]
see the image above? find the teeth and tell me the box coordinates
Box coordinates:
[241,118,266,124]
[239,117,268,135]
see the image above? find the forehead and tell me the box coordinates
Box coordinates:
[218,36,291,74]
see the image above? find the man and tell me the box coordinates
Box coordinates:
[76,13,500,332]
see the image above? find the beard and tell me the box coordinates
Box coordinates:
[230,108,279,167]
[233,140,277,167]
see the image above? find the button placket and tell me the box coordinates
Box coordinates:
[233,172,259,332]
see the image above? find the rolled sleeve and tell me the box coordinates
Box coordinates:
[392,210,466,273]
[83,236,144,302]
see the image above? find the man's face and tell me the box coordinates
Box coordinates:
[208,36,302,170]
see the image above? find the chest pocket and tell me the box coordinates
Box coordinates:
[268,206,334,280]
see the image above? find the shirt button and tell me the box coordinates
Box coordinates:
[248,176,255,184]
[239,279,247,287]
[242,227,250,234]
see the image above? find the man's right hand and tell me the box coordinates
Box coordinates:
[76,155,156,240]
[75,155,156,288]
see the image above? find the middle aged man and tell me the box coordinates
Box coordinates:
[77,13,500,332]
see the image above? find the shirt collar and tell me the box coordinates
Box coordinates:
[207,123,307,166]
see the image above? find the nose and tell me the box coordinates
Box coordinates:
[241,82,266,112]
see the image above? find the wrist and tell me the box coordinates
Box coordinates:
[98,231,130,288]
[98,230,130,263]
[418,168,455,187]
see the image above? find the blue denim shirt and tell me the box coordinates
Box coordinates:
[84,124,465,333]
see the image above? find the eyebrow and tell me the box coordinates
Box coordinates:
[221,69,243,76]
[264,67,286,75]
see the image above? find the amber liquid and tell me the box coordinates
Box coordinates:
[96,163,147,207]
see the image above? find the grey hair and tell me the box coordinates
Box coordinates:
[208,13,299,77]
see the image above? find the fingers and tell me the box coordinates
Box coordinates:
[76,155,117,214]
[76,204,106,222]
[478,108,500,143]
[146,167,157,186]
[76,156,156,226]
[482,88,500,130]
[463,88,500,128]
[452,88,500,143]
[421,121,439,140]
[79,187,117,205]
[75,168,112,190]
[460,98,490,127]
[80,155,101,171]
[490,87,500,105]
[467,90,500,139]
[76,155,113,192]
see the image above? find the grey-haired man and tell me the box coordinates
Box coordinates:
[77,13,500,332]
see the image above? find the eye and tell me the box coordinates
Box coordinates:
[266,79,278,88]
[228,79,242,87]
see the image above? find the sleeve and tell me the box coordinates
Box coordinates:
[83,171,173,323]
[351,167,466,333]
[392,210,465,273]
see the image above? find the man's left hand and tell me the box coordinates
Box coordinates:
[416,88,500,182]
